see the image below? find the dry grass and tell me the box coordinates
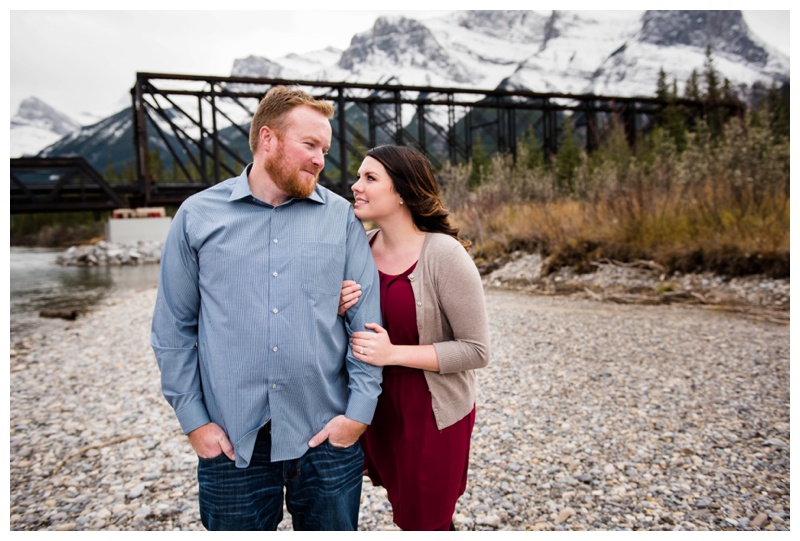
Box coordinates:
[441,115,789,278]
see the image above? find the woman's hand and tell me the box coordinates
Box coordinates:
[338,280,362,317]
[351,323,395,366]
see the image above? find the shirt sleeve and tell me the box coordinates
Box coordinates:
[432,241,491,374]
[341,212,383,425]
[150,204,211,435]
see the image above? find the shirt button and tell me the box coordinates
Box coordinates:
[272,384,277,389]
[272,308,278,314]
[416,301,422,306]
[272,346,278,352]
[438,421,443,427]
[273,239,278,244]
[272,272,278,277]
[408,274,414,281]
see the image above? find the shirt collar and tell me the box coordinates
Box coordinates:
[229,163,326,205]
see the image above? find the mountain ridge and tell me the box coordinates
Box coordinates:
[12,10,789,161]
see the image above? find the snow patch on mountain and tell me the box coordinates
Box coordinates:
[10,97,80,157]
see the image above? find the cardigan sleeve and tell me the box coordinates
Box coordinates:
[430,239,491,374]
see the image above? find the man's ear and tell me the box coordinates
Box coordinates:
[259,125,275,153]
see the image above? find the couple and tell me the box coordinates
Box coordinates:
[151,86,490,531]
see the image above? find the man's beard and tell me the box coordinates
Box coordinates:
[264,143,320,199]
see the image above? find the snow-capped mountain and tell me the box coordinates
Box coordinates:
[13,10,789,164]
[251,10,787,96]
[10,97,81,157]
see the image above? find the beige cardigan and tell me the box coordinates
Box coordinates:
[368,230,490,429]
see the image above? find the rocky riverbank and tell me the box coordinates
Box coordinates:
[56,241,162,267]
[9,279,789,531]
[483,252,790,324]
[53,242,791,326]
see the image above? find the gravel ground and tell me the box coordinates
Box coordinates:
[9,269,790,531]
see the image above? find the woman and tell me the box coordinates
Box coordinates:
[340,144,490,531]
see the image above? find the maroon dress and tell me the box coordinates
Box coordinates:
[360,259,476,531]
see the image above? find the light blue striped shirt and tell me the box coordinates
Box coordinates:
[151,164,383,466]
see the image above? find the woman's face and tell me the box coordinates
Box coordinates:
[352,156,404,222]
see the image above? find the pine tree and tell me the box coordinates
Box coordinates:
[469,132,490,188]
[766,81,790,141]
[105,159,119,182]
[519,125,545,171]
[347,126,369,181]
[555,118,581,196]
[655,69,688,152]
[684,69,702,101]
[703,45,724,135]
[148,148,166,179]
[656,67,670,101]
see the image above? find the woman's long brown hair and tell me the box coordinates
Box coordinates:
[365,145,470,251]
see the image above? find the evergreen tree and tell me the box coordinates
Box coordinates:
[105,159,119,182]
[347,126,369,181]
[703,45,724,135]
[766,81,790,141]
[722,78,738,102]
[171,158,183,181]
[703,45,721,103]
[655,69,688,152]
[148,148,166,179]
[519,125,545,171]
[555,118,581,196]
[656,67,670,101]
[684,69,702,101]
[469,132,490,188]
[121,162,137,182]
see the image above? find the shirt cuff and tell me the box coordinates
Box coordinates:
[176,400,212,435]
[345,391,379,426]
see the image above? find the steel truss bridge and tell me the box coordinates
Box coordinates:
[10,72,741,214]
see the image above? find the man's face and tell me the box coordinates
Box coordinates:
[264,106,332,199]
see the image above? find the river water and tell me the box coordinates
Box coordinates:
[9,247,160,344]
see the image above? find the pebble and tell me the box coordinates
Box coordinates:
[9,276,789,531]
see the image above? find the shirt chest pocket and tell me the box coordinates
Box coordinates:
[301,242,346,296]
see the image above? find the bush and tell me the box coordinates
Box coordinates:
[441,112,789,278]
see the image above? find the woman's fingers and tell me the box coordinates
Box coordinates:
[338,281,362,317]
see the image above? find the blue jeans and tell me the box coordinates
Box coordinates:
[197,424,364,531]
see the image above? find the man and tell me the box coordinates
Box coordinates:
[151,86,382,531]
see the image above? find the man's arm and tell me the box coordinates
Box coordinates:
[340,215,384,422]
[309,213,383,448]
[151,205,232,458]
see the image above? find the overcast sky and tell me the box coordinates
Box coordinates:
[7,4,793,124]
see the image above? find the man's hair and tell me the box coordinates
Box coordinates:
[249,86,335,156]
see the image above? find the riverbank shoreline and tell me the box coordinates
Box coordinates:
[9,282,789,531]
[483,251,790,325]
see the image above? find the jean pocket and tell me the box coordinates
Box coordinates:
[197,452,229,463]
[323,439,361,455]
